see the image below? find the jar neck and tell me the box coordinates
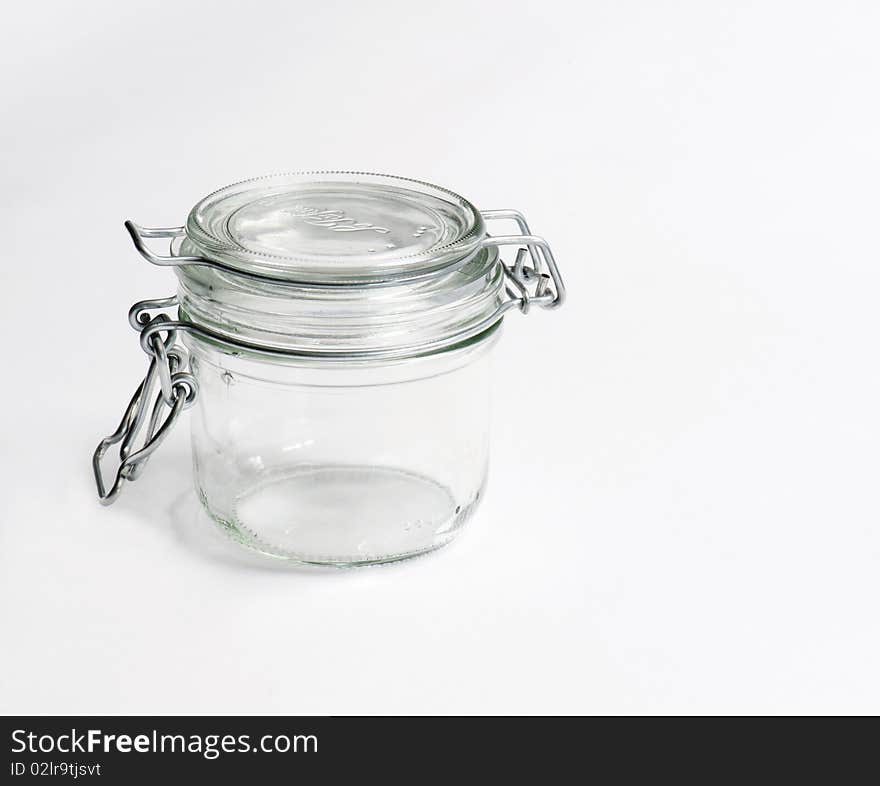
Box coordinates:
[185,321,501,384]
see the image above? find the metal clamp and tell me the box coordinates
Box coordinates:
[124,212,566,311]
[122,214,564,356]
[480,209,566,314]
[97,210,564,503]
[92,307,197,505]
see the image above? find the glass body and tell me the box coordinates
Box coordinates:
[172,212,505,566]
[185,328,498,565]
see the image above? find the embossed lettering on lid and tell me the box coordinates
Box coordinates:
[184,171,486,284]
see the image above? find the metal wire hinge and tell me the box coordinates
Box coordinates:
[480,210,565,315]
[92,300,198,505]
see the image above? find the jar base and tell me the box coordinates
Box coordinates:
[197,464,484,567]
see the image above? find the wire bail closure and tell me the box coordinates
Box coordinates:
[95,208,564,504]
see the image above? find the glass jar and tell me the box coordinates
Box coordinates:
[93,172,565,566]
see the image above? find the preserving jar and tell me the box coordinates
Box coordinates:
[93,172,565,566]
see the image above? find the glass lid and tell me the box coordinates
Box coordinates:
[184,171,486,284]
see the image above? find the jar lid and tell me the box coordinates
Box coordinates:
[124,172,565,361]
[185,171,486,284]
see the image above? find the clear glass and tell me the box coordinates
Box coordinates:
[168,172,508,566]
[185,329,498,566]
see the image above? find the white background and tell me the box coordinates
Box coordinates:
[1,0,878,714]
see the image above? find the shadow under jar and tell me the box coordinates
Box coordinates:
[94,172,565,566]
